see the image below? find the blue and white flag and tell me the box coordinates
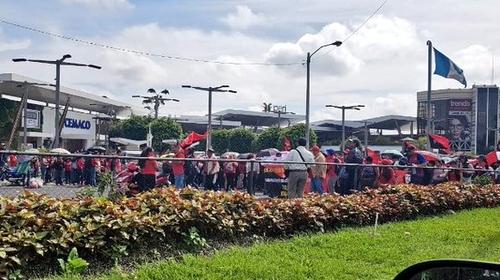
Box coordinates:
[433,47,467,87]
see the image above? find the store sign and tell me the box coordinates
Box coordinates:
[21,109,41,129]
[64,118,91,130]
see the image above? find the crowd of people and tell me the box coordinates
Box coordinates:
[1,138,499,198]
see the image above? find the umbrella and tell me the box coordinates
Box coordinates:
[25,148,40,154]
[415,150,440,162]
[237,153,253,159]
[221,151,239,159]
[88,146,106,152]
[50,148,70,154]
[401,137,416,142]
[160,153,175,159]
[256,148,279,158]
[381,149,404,158]
[485,151,500,166]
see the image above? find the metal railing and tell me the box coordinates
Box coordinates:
[0,151,496,199]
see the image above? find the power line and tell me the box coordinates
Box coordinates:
[342,0,389,43]
[0,18,302,67]
[320,0,389,57]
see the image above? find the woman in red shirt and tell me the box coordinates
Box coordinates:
[138,147,157,192]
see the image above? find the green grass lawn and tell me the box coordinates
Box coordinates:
[51,208,500,280]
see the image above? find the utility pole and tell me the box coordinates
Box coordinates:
[182,84,237,150]
[13,54,101,148]
[325,104,365,152]
[305,41,342,148]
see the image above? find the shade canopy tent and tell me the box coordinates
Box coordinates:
[0,73,139,117]
[213,109,305,128]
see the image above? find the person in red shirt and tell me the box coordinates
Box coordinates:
[378,159,396,185]
[138,147,158,192]
[64,158,72,184]
[8,154,17,168]
[224,154,238,191]
[172,145,185,189]
[76,157,85,185]
[446,160,461,182]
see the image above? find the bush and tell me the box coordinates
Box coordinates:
[254,127,283,151]
[228,128,256,153]
[0,183,499,277]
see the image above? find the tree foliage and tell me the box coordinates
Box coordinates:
[211,130,231,154]
[150,117,183,152]
[108,115,182,152]
[228,128,256,153]
[254,127,282,151]
[282,124,317,148]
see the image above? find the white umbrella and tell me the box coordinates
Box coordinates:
[50,148,70,154]
[25,148,39,154]
[381,150,404,158]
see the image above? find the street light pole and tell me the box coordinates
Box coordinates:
[305,41,342,148]
[325,104,365,152]
[12,54,101,148]
[182,84,237,151]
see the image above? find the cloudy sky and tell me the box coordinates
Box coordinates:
[0,0,498,121]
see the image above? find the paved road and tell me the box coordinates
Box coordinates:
[0,182,85,198]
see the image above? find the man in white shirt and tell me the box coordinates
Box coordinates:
[204,148,220,191]
[285,137,314,198]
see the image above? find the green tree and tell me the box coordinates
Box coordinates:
[254,127,282,151]
[119,115,150,140]
[228,128,256,153]
[282,124,317,148]
[0,99,18,146]
[150,117,183,152]
[211,129,231,154]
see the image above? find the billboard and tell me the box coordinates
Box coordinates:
[447,99,472,151]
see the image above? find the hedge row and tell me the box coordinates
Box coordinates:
[1,183,499,275]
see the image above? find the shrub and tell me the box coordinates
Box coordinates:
[0,183,499,277]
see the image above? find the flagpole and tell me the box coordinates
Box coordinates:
[426,40,433,151]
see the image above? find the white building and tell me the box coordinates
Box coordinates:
[0,73,141,151]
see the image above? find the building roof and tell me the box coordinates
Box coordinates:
[0,73,140,117]
[213,109,305,127]
[312,115,416,132]
[175,115,241,133]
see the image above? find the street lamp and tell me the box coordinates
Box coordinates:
[15,82,55,149]
[305,41,342,148]
[325,104,364,152]
[12,54,101,148]
[182,84,237,150]
[132,88,179,119]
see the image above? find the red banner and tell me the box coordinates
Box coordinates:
[365,147,381,164]
[429,134,451,153]
[180,131,208,149]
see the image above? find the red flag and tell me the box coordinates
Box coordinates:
[365,147,381,164]
[180,131,208,149]
[283,137,292,151]
[429,134,451,153]
[486,151,499,166]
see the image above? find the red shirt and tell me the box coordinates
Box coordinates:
[142,157,158,175]
[77,159,85,170]
[8,155,17,168]
[172,150,185,176]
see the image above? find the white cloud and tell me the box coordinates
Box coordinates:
[454,44,493,85]
[60,0,134,10]
[221,5,265,30]
[0,39,31,52]
[266,15,422,77]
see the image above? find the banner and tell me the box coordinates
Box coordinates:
[429,134,451,153]
[447,99,472,151]
[180,131,208,149]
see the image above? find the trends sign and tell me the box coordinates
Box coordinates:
[64,118,91,130]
